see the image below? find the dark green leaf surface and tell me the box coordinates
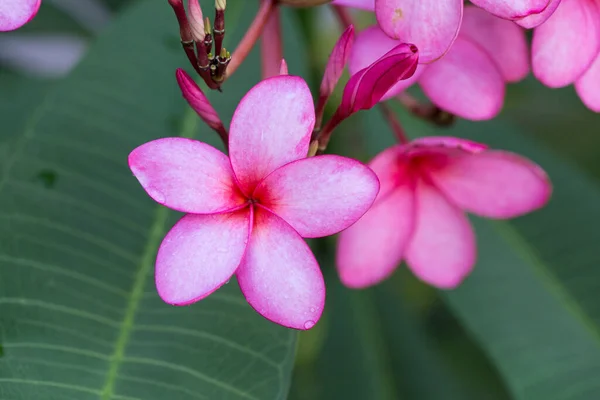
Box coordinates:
[289,258,510,400]
[0,1,303,399]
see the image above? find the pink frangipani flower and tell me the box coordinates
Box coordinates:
[337,137,551,289]
[348,6,529,120]
[129,76,380,329]
[334,0,550,62]
[0,0,41,31]
[530,0,600,111]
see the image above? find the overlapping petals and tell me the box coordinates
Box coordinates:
[375,0,463,63]
[130,75,379,329]
[532,0,600,88]
[348,6,528,120]
[337,137,551,289]
[0,0,40,32]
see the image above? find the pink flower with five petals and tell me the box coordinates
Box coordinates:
[337,137,551,289]
[0,0,40,32]
[129,76,380,329]
[334,0,554,62]
[347,6,530,120]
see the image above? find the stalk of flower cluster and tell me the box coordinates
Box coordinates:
[226,0,276,78]
[378,103,409,144]
[396,93,456,127]
[332,4,354,28]
[260,7,283,79]
[214,0,226,57]
[168,0,201,75]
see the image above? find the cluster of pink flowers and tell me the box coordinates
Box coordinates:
[334,0,600,113]
[4,0,564,329]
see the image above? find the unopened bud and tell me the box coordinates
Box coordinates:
[187,0,205,42]
[279,59,289,75]
[278,0,332,6]
[215,0,226,11]
[176,68,227,137]
[204,17,212,35]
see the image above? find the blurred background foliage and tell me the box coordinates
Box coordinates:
[1,1,600,399]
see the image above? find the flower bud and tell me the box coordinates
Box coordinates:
[187,0,205,42]
[176,69,227,137]
[320,25,355,100]
[338,42,418,118]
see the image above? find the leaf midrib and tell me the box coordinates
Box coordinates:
[491,220,600,346]
[100,107,199,399]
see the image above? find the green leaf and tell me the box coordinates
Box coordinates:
[289,259,510,400]
[0,1,302,399]
[440,119,600,400]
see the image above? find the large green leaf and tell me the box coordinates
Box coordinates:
[0,1,304,399]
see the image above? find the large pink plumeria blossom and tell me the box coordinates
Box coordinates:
[347,6,529,120]
[0,0,40,31]
[529,0,600,112]
[333,0,553,62]
[337,137,552,289]
[129,76,380,330]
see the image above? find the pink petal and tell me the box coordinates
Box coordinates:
[405,181,475,289]
[128,138,245,213]
[340,41,418,118]
[254,155,379,238]
[575,53,600,112]
[460,6,530,83]
[176,69,227,136]
[332,0,375,10]
[470,0,550,19]
[418,37,505,120]
[532,0,600,88]
[320,25,355,100]
[428,150,552,218]
[156,210,251,305]
[336,149,415,288]
[375,0,463,63]
[236,208,325,330]
[0,0,40,31]
[349,26,424,99]
[516,0,562,28]
[410,136,488,154]
[229,76,315,194]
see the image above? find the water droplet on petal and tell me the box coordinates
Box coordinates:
[147,186,166,204]
[303,320,315,330]
[225,279,230,284]
[217,247,228,253]
[310,307,315,313]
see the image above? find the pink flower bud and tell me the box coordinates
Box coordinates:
[279,59,289,75]
[176,69,226,136]
[187,0,205,42]
[338,42,418,118]
[320,25,355,100]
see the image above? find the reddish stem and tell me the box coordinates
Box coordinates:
[260,6,283,79]
[332,5,354,29]
[379,103,409,144]
[226,0,276,79]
